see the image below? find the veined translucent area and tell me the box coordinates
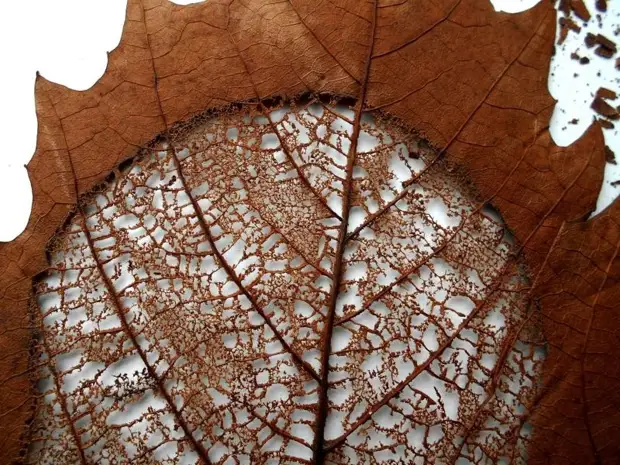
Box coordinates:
[29,99,544,465]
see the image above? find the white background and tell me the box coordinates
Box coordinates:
[0,0,618,241]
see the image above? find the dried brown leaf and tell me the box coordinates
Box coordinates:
[0,0,614,464]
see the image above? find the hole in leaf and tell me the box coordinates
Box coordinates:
[29,97,544,464]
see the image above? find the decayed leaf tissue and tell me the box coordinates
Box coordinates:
[0,0,618,464]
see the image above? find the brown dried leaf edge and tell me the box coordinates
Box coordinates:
[0,0,617,463]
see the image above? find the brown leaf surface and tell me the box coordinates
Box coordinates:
[0,0,614,463]
[527,198,620,465]
[25,102,544,464]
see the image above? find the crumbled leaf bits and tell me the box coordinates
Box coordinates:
[605,145,617,164]
[596,87,618,100]
[561,3,617,61]
[570,0,591,22]
[592,95,619,119]
[27,99,543,464]
[585,32,598,47]
[583,32,617,57]
[593,88,620,127]
[600,119,616,129]
[559,17,582,43]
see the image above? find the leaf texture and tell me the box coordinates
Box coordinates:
[27,101,542,464]
[0,0,614,464]
[528,199,620,465]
